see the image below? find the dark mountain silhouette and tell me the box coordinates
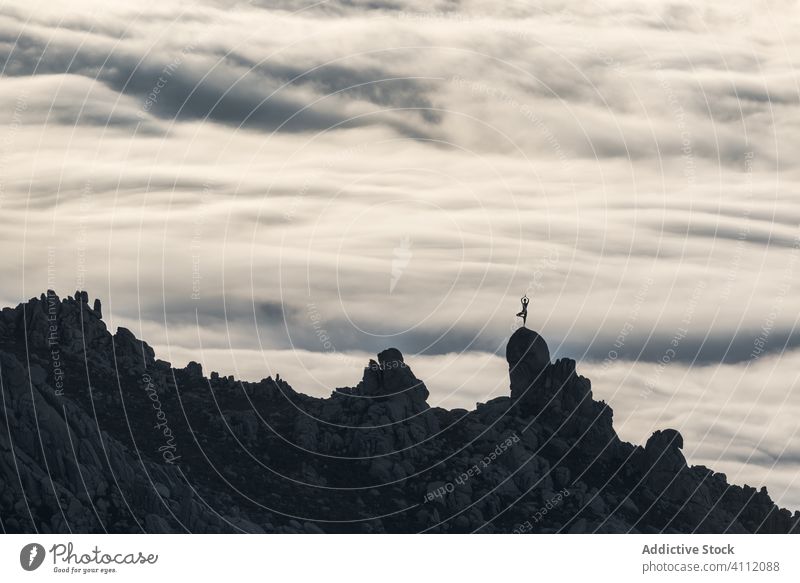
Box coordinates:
[0,291,797,533]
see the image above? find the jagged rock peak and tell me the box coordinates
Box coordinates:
[647,428,684,453]
[645,428,687,472]
[377,347,404,366]
[507,327,551,401]
[506,327,550,370]
[339,347,430,407]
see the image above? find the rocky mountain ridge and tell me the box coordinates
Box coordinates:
[0,291,797,533]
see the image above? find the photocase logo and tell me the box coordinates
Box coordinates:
[20,543,46,571]
[390,236,413,293]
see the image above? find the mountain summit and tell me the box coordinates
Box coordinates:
[0,292,797,533]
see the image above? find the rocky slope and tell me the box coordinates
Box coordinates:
[0,291,797,533]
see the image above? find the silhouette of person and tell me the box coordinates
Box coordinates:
[516,295,529,326]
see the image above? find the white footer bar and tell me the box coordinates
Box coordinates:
[1,535,797,582]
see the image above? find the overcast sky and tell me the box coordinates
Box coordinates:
[1,0,799,507]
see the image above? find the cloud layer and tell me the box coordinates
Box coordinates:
[1,0,799,507]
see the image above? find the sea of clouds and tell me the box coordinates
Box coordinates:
[1,0,799,507]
